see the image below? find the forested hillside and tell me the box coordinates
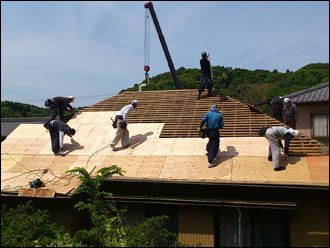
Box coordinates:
[1,101,86,118]
[124,63,329,106]
[1,101,50,118]
[2,63,328,118]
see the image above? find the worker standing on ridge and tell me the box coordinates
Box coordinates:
[198,52,213,100]
[48,119,75,156]
[253,96,284,122]
[283,98,298,129]
[46,96,75,121]
[199,105,224,168]
[110,100,139,151]
[258,126,299,171]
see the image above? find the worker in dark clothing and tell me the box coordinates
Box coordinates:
[199,105,224,168]
[48,120,75,156]
[253,96,284,122]
[283,98,298,129]
[198,52,213,100]
[48,96,75,121]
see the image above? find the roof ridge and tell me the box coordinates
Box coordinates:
[284,82,329,99]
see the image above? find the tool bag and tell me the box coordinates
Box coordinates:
[44,98,54,107]
[113,115,127,129]
[199,128,208,138]
[29,178,44,188]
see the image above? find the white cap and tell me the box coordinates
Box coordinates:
[131,100,139,105]
[289,128,300,137]
[284,98,290,104]
[68,95,75,102]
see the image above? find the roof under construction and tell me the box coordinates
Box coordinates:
[1,89,328,198]
[82,89,323,155]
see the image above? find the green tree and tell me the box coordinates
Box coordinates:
[66,166,179,247]
[1,201,70,247]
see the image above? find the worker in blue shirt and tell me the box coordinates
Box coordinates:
[259,126,299,171]
[199,105,224,168]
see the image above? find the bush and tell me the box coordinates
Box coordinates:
[1,201,69,247]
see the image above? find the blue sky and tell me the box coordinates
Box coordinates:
[1,1,329,107]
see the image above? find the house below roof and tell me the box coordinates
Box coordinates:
[283,82,329,104]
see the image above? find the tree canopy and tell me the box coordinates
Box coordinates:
[124,63,329,106]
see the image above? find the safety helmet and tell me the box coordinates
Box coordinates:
[284,98,290,104]
[289,128,299,137]
[68,95,75,102]
[201,52,207,58]
[131,100,139,106]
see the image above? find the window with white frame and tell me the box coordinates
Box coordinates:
[311,115,329,137]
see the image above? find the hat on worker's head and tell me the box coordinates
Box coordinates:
[69,128,76,136]
[131,100,139,106]
[210,105,219,112]
[289,128,299,138]
[284,98,290,104]
[258,126,269,136]
[68,95,75,102]
[201,52,207,58]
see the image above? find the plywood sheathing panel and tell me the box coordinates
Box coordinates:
[7,154,77,174]
[95,156,167,179]
[232,156,311,184]
[68,155,106,174]
[1,154,23,171]
[67,111,118,125]
[1,172,30,191]
[42,176,82,195]
[306,156,329,183]
[1,171,71,190]
[159,156,232,181]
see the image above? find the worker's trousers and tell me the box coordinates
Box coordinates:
[110,127,129,148]
[49,126,60,154]
[265,128,281,169]
[283,115,296,129]
[49,104,64,121]
[206,129,220,163]
[199,74,213,93]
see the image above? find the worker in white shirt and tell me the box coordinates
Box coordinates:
[110,100,139,151]
[258,126,299,171]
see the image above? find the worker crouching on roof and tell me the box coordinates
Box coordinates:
[47,96,75,121]
[199,105,224,168]
[110,100,139,151]
[49,120,75,156]
[259,126,299,171]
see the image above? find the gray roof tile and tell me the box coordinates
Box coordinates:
[1,117,49,137]
[283,82,329,103]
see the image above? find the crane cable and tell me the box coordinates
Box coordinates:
[144,7,150,85]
